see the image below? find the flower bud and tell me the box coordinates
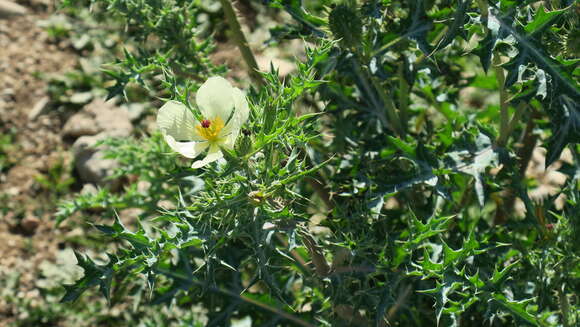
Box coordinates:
[248,190,265,206]
[235,131,252,156]
[328,4,362,49]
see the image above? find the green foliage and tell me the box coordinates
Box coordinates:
[55,0,579,326]
[0,132,16,173]
[35,156,75,195]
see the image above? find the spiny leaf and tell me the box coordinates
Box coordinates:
[474,6,512,73]
[267,0,326,37]
[493,7,580,97]
[488,260,520,286]
[406,0,433,55]
[441,240,464,267]
[432,0,472,52]
[524,4,568,35]
[416,248,444,276]
[491,293,539,326]
[94,214,152,250]
[545,94,580,166]
[445,132,499,206]
[386,136,416,157]
[61,252,115,303]
[408,214,454,246]
[418,273,465,326]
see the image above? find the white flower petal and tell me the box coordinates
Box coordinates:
[191,144,223,168]
[232,87,250,125]
[196,76,234,122]
[222,131,238,149]
[165,135,208,159]
[221,87,249,136]
[157,101,200,141]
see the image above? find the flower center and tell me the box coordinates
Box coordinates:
[195,116,225,142]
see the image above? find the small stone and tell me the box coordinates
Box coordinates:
[21,216,40,233]
[0,0,27,19]
[1,88,15,97]
[69,91,93,104]
[62,98,134,139]
[6,166,38,192]
[27,96,50,121]
[122,103,146,122]
[95,109,133,138]
[119,208,144,223]
[86,99,133,137]
[72,134,119,187]
[157,200,175,210]
[80,183,98,195]
[62,112,101,138]
[137,180,151,193]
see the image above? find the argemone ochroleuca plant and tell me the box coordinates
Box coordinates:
[156,77,249,168]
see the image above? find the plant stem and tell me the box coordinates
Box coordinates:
[219,0,263,85]
[370,76,405,137]
[558,284,571,327]
[516,111,539,175]
[350,56,383,119]
[414,26,448,65]
[494,54,510,146]
[476,0,489,20]
[371,34,406,57]
[498,101,527,147]
[494,110,539,225]
[397,61,410,134]
[275,233,312,274]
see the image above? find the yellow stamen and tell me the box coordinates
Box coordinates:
[195,116,225,142]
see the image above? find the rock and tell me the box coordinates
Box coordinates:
[62,112,100,137]
[69,91,93,104]
[86,98,133,137]
[6,166,38,194]
[27,96,50,121]
[68,98,134,187]
[257,56,295,77]
[72,134,119,187]
[20,216,40,234]
[157,200,176,210]
[122,103,146,122]
[119,208,144,224]
[0,0,27,19]
[62,98,133,138]
[137,180,151,193]
[80,183,98,195]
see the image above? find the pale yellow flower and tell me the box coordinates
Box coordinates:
[157,77,249,168]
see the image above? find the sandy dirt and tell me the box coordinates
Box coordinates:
[0,1,79,324]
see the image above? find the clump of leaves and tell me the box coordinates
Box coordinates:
[56,1,579,326]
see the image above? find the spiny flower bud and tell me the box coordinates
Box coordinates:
[248,190,265,206]
[235,130,252,156]
[328,3,363,49]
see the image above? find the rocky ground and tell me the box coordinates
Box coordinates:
[0,0,81,324]
[0,0,127,324]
